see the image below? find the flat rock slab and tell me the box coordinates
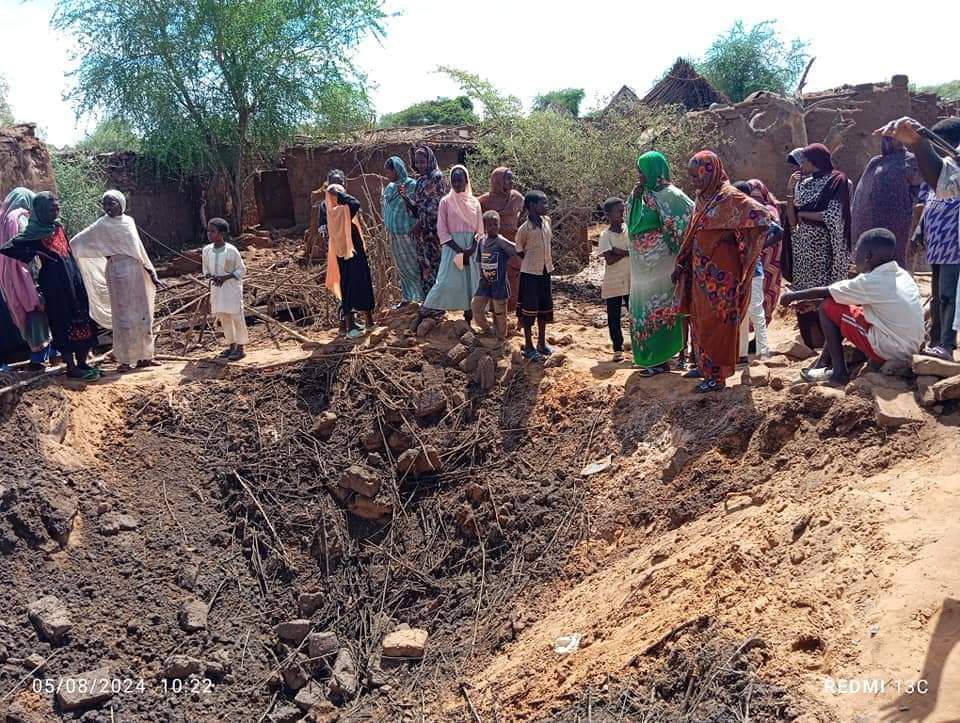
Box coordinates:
[911,354,960,379]
[164,655,203,679]
[294,680,326,712]
[340,466,381,498]
[416,388,447,419]
[178,599,209,632]
[873,388,925,427]
[275,619,312,645]
[308,631,339,658]
[382,628,429,659]
[777,341,815,361]
[347,495,393,521]
[56,667,113,712]
[331,649,358,697]
[742,364,770,387]
[27,596,72,644]
[98,513,139,536]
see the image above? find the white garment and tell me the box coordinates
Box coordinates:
[739,274,769,358]
[70,212,156,330]
[106,255,155,365]
[217,313,249,345]
[202,243,246,314]
[937,157,960,200]
[597,228,630,299]
[828,261,924,362]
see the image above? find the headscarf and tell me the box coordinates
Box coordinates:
[796,143,852,247]
[478,167,524,241]
[2,188,35,218]
[484,167,515,210]
[787,148,805,167]
[746,179,780,219]
[323,184,358,300]
[687,151,771,236]
[411,145,440,178]
[444,165,483,231]
[71,190,157,328]
[15,191,61,243]
[382,156,417,235]
[628,151,671,237]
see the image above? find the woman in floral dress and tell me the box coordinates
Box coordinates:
[625,151,694,374]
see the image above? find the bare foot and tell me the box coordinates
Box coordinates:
[116,364,132,373]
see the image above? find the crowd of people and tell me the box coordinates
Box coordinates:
[1,115,958,391]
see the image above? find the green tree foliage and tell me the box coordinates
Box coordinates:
[379,96,477,127]
[922,80,960,102]
[300,81,375,140]
[697,20,809,102]
[533,88,586,117]
[51,153,108,235]
[53,0,385,230]
[441,69,717,271]
[0,75,14,126]
[73,117,142,154]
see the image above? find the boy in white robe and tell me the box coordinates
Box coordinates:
[201,218,248,360]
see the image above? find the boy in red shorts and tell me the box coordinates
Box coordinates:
[781,228,924,386]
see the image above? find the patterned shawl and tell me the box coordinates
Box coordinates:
[382,156,417,235]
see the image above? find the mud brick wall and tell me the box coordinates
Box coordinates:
[700,77,944,198]
[0,124,57,195]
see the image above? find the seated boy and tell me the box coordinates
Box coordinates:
[781,228,924,386]
[597,197,630,362]
[471,210,517,341]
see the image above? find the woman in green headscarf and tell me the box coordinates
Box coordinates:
[382,156,423,306]
[626,151,694,374]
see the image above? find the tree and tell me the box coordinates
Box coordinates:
[73,117,142,154]
[0,74,14,126]
[51,153,108,235]
[922,80,960,102]
[299,81,375,140]
[53,0,386,231]
[697,20,809,103]
[533,88,586,117]
[379,96,477,127]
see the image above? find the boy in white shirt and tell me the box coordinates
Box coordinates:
[597,197,630,362]
[781,228,924,386]
[201,218,248,361]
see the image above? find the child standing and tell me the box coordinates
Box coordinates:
[471,210,517,341]
[515,191,554,360]
[597,197,630,361]
[780,227,924,386]
[202,218,248,360]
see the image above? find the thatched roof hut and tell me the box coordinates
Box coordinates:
[642,59,729,111]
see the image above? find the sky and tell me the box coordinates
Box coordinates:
[2,0,959,148]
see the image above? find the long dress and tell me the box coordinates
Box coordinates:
[627,186,693,367]
[0,206,50,350]
[851,139,920,267]
[71,212,158,366]
[478,168,525,312]
[423,188,482,312]
[411,147,448,292]
[324,190,375,314]
[1,227,98,354]
[382,156,423,303]
[675,152,773,383]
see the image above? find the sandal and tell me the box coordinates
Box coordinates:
[219,348,234,359]
[694,379,725,393]
[537,345,553,356]
[923,346,954,361]
[522,348,544,362]
[683,368,703,379]
[116,364,132,373]
[137,360,162,368]
[800,367,832,383]
[639,364,669,377]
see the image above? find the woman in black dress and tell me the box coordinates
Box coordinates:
[0,193,101,379]
[322,184,375,338]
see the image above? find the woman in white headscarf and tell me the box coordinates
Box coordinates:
[71,190,163,371]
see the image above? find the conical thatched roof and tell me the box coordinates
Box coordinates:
[642,59,729,111]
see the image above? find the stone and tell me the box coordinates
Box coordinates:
[451,320,472,338]
[330,649,358,698]
[770,376,785,391]
[339,467,381,499]
[777,341,815,361]
[307,631,339,659]
[477,356,497,390]
[880,359,912,377]
[178,599,209,632]
[552,334,574,347]
[930,375,960,403]
[873,388,925,427]
[802,386,845,416]
[309,412,338,441]
[176,562,199,591]
[205,649,231,678]
[40,492,79,547]
[460,349,486,374]
[382,628,429,659]
[347,495,393,522]
[164,655,203,678]
[361,431,383,452]
[270,704,303,723]
[911,354,960,379]
[281,655,310,690]
[763,355,791,368]
[544,353,568,369]
[293,680,326,712]
[742,364,770,387]
[298,592,324,618]
[396,447,442,478]
[276,619,312,645]
[55,667,113,712]
[416,389,446,419]
[27,596,72,644]
[415,318,437,338]
[98,512,139,536]
[460,332,478,347]
[863,372,911,391]
[25,653,45,671]
[446,343,470,365]
[367,326,390,346]
[386,430,414,455]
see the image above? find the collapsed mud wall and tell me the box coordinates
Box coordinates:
[0,124,57,195]
[702,76,944,198]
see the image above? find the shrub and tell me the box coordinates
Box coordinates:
[51,153,107,235]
